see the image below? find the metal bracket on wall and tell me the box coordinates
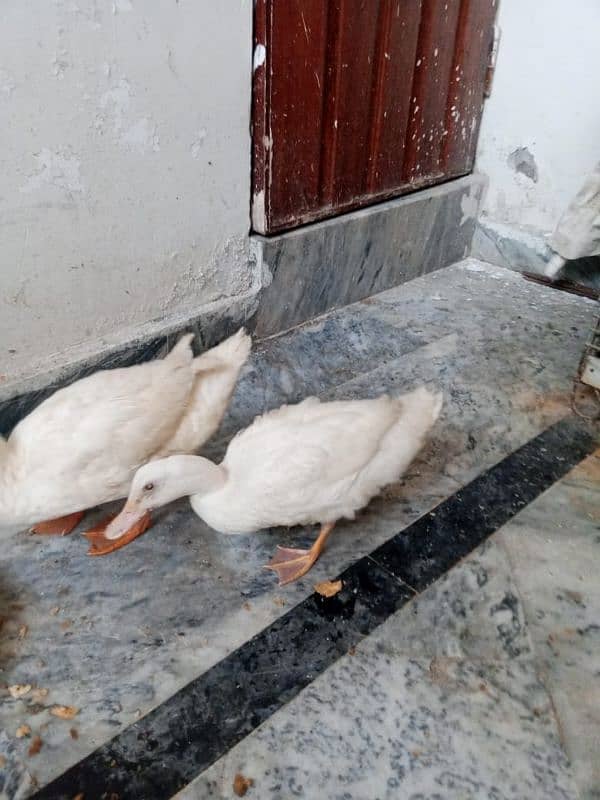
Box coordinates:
[571,314,600,421]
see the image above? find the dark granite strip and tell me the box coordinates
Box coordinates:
[33,560,413,800]
[32,416,596,800]
[371,416,596,591]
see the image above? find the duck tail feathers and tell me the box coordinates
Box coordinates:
[192,328,251,374]
[167,333,195,364]
[397,386,443,427]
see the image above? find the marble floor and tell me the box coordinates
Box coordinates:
[0,259,598,799]
[181,450,600,800]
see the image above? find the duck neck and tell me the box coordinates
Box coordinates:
[160,455,227,503]
[185,456,226,498]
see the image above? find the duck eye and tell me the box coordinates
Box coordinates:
[144,482,154,492]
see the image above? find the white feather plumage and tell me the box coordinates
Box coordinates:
[193,387,443,533]
[0,329,251,528]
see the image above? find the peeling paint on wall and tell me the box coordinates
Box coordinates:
[508,146,538,183]
[460,182,480,226]
[252,190,266,233]
[162,235,253,312]
[112,0,133,14]
[0,1,252,374]
[99,78,132,132]
[253,44,266,71]
[1,69,16,97]
[97,77,160,153]
[51,50,70,80]
[261,258,273,288]
[19,149,84,196]
[191,128,208,159]
[121,117,160,153]
[477,0,600,232]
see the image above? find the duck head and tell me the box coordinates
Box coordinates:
[103,455,226,542]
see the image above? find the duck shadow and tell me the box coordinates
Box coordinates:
[0,567,30,674]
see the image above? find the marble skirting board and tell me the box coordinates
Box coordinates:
[0,175,485,437]
[251,174,485,336]
[473,217,600,289]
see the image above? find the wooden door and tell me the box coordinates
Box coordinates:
[252,0,496,234]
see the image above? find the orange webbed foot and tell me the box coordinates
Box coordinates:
[31,511,86,536]
[84,512,152,556]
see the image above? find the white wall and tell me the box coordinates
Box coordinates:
[0,1,252,377]
[477,0,600,233]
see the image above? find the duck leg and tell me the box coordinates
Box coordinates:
[265,522,336,586]
[31,511,85,536]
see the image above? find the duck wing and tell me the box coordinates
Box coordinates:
[224,396,400,520]
[9,342,197,492]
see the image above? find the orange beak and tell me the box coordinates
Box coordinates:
[85,505,152,556]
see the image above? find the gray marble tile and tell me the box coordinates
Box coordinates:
[252,175,485,337]
[212,308,430,443]
[0,501,314,789]
[0,260,595,791]
[472,218,600,290]
[179,620,577,800]
[369,257,595,356]
[298,265,593,580]
[208,291,585,599]
[499,453,600,799]
[472,218,550,274]
[381,539,534,662]
[0,731,34,800]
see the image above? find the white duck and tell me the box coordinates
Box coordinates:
[98,387,443,582]
[0,329,251,546]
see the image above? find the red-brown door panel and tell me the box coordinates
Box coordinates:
[252,0,496,235]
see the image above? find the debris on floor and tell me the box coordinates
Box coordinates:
[8,686,31,700]
[50,705,79,721]
[233,772,254,796]
[27,736,42,757]
[314,579,343,598]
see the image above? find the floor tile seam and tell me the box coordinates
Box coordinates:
[535,666,582,792]
[491,494,594,790]
[365,554,418,595]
